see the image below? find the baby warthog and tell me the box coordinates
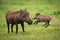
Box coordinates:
[33,13,51,28]
[6,9,32,33]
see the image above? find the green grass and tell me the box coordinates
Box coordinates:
[0,0,60,40]
[0,24,60,40]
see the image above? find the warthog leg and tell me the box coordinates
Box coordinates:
[33,19,38,25]
[43,23,46,26]
[11,24,14,33]
[34,21,38,25]
[21,22,25,32]
[7,22,10,33]
[16,24,18,33]
[45,21,49,28]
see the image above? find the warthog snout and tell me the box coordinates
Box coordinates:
[25,17,33,25]
[27,19,33,25]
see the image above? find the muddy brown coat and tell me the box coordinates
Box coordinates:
[34,13,51,28]
[6,9,32,33]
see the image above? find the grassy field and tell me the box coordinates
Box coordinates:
[0,0,60,40]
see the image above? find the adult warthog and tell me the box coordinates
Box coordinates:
[6,9,32,33]
[33,13,51,28]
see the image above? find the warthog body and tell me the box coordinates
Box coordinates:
[33,13,51,28]
[6,9,32,33]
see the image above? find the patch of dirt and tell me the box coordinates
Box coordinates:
[51,16,60,26]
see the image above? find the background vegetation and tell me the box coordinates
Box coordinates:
[0,0,60,40]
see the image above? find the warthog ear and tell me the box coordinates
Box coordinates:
[20,9,23,14]
[36,13,40,15]
[20,9,22,12]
